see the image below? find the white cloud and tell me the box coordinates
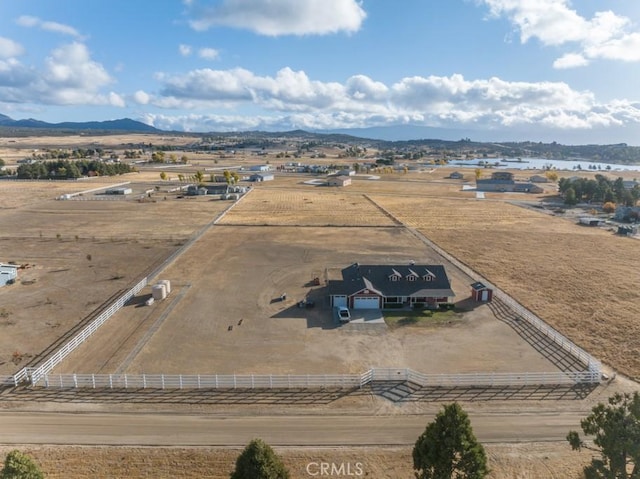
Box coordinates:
[133,90,151,104]
[146,67,640,132]
[16,15,82,38]
[0,42,119,106]
[479,0,640,68]
[553,53,588,69]
[188,0,366,36]
[198,47,219,60]
[109,92,126,107]
[179,44,192,56]
[0,37,24,58]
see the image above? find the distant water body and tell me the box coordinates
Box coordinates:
[448,157,640,172]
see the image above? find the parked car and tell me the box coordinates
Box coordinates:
[334,306,351,323]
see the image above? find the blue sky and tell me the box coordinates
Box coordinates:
[2,0,640,143]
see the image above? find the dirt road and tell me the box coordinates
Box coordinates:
[0,411,583,446]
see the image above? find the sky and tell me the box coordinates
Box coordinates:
[2,0,640,143]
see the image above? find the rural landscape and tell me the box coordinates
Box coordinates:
[0,128,639,478]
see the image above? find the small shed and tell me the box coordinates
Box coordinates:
[470,281,493,302]
[0,263,18,287]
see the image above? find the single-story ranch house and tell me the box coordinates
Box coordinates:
[329,263,455,309]
[327,175,352,187]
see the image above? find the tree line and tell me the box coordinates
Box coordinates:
[559,174,640,206]
[15,160,135,179]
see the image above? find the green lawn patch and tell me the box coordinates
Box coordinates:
[383,309,462,329]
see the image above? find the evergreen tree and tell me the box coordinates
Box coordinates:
[567,392,640,479]
[1,450,44,479]
[230,438,290,479]
[413,403,488,479]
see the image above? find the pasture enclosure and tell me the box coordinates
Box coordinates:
[372,195,640,379]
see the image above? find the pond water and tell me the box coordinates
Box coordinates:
[447,157,640,172]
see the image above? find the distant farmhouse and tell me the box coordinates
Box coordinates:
[249,172,275,182]
[328,263,454,310]
[327,175,352,187]
[476,172,544,193]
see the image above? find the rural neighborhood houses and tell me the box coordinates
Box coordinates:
[329,263,455,310]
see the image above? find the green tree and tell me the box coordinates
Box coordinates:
[564,187,578,205]
[413,403,488,479]
[474,168,482,180]
[194,170,204,184]
[159,171,167,181]
[230,438,290,479]
[567,392,640,479]
[1,450,44,479]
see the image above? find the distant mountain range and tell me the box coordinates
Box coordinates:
[0,114,159,133]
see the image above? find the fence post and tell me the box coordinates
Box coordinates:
[143,374,146,389]
[124,374,128,389]
[161,374,165,389]
[73,374,78,388]
[92,374,95,389]
[197,375,201,389]
[109,374,113,389]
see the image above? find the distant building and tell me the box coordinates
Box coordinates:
[449,171,464,179]
[0,263,18,287]
[105,187,132,195]
[327,175,352,187]
[250,173,275,182]
[529,175,549,183]
[250,165,271,172]
[476,172,543,193]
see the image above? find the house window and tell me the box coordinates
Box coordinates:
[386,297,400,303]
[389,274,399,281]
[423,275,433,282]
[407,275,417,281]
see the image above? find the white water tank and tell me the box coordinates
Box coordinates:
[152,283,167,300]
[159,279,171,294]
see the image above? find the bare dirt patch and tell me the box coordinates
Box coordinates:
[56,226,561,376]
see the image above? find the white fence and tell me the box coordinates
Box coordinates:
[404,227,602,376]
[27,277,147,385]
[32,367,599,390]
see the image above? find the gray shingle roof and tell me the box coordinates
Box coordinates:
[335,263,454,298]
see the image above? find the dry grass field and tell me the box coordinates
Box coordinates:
[0,443,590,478]
[0,180,228,374]
[2,133,640,479]
[217,187,398,226]
[371,195,640,379]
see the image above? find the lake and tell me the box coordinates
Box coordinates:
[447,157,640,172]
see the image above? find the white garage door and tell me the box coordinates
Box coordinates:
[353,297,380,309]
[332,295,347,307]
